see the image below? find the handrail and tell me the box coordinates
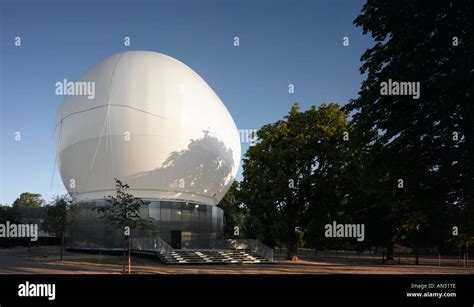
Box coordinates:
[255,240,274,261]
[131,237,173,262]
[226,239,273,261]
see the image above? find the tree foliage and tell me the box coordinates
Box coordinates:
[95,179,154,273]
[0,205,20,224]
[44,195,71,237]
[217,180,246,238]
[13,192,44,207]
[239,103,351,258]
[43,194,75,259]
[344,0,474,258]
[96,179,153,231]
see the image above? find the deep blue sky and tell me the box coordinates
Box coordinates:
[0,0,372,204]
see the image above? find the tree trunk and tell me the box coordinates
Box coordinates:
[60,225,65,261]
[128,237,131,274]
[286,242,297,260]
[123,238,127,274]
[286,229,298,260]
[386,242,394,260]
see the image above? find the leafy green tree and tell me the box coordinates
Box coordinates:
[346,0,474,259]
[304,104,354,252]
[240,103,350,259]
[13,193,44,207]
[95,179,153,273]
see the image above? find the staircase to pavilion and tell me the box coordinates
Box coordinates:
[131,237,274,265]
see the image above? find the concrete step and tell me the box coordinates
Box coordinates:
[162,249,273,264]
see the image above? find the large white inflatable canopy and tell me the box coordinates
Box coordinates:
[54,51,241,205]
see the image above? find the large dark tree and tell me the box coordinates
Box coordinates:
[346,0,474,259]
